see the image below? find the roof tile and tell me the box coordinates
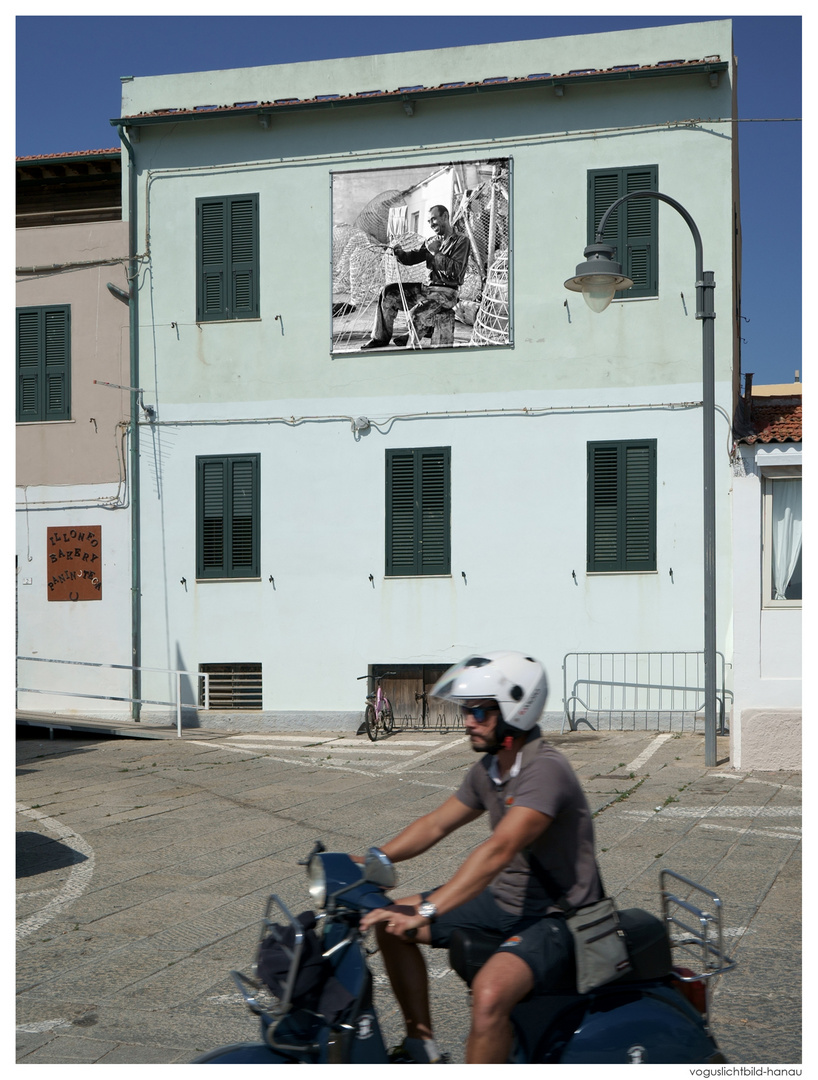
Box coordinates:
[741,400,802,444]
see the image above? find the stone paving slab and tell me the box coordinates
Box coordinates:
[17,725,801,1064]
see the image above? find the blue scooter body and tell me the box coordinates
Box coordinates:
[511,981,721,1064]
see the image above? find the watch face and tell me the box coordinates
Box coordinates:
[419,902,437,920]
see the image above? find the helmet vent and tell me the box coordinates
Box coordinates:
[510,685,523,701]
[465,656,491,668]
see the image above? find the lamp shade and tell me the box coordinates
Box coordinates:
[564,244,633,312]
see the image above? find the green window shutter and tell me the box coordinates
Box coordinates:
[386,450,418,575]
[196,194,259,321]
[229,456,259,572]
[197,198,228,321]
[588,166,658,299]
[16,305,70,422]
[197,454,260,578]
[587,440,656,572]
[386,447,451,576]
[418,449,450,575]
[230,195,259,318]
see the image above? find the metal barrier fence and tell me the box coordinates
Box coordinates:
[16,656,209,738]
[562,651,731,734]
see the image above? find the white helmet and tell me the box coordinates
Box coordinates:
[431,651,549,734]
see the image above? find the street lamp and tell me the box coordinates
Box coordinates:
[565,190,718,767]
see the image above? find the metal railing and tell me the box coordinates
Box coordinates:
[562,651,731,734]
[16,656,210,738]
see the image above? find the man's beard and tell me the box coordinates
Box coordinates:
[469,729,503,755]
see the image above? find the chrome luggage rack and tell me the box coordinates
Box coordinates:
[660,870,736,1023]
[228,894,320,1052]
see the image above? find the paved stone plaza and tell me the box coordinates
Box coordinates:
[16,724,801,1064]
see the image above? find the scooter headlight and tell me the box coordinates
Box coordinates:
[307,855,327,908]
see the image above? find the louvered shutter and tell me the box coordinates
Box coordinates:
[197,199,228,321]
[387,450,418,575]
[229,456,259,576]
[588,166,658,299]
[419,449,450,575]
[199,458,227,576]
[386,448,451,576]
[588,441,656,572]
[197,194,259,321]
[230,195,259,318]
[197,454,260,578]
[16,306,70,422]
[623,168,657,295]
[588,443,620,571]
[17,310,41,421]
[623,443,655,569]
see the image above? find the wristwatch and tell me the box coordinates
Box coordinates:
[417,900,438,922]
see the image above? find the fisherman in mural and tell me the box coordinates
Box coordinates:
[360,205,471,350]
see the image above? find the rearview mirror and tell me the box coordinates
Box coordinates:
[363,847,397,888]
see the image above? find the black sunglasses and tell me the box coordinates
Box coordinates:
[461,704,500,722]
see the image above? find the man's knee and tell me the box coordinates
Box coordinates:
[470,955,534,1023]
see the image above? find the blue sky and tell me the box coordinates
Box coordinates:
[15,15,801,386]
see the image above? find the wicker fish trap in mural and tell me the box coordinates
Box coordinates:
[470,251,510,345]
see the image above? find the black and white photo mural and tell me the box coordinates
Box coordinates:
[331,158,510,353]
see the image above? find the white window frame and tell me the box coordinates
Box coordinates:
[761,462,802,609]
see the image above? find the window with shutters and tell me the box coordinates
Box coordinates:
[588,166,658,300]
[196,454,260,579]
[196,194,259,321]
[386,447,451,576]
[587,440,657,573]
[16,305,71,422]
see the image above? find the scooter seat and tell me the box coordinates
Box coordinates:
[610,908,672,984]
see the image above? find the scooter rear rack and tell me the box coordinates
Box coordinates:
[660,869,737,1028]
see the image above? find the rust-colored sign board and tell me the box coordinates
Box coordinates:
[47,526,102,601]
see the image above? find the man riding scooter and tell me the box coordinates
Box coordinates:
[360,651,602,1064]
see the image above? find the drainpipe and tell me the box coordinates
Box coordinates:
[117,125,141,720]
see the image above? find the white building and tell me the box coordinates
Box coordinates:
[730,381,802,770]
[22,21,747,740]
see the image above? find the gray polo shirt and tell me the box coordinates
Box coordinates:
[455,730,602,917]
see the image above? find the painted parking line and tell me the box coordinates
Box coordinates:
[227,743,419,756]
[16,1019,73,1034]
[226,735,444,747]
[384,736,469,773]
[16,803,95,941]
[625,733,675,772]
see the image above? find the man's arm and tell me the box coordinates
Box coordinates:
[380,794,483,864]
[423,805,552,916]
[361,805,552,938]
[391,243,430,268]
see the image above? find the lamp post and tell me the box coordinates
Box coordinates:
[565,190,718,767]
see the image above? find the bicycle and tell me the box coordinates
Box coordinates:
[357,672,395,741]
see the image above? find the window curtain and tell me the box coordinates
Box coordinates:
[771,479,802,600]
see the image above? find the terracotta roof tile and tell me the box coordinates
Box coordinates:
[118,57,724,122]
[16,148,121,162]
[741,400,802,444]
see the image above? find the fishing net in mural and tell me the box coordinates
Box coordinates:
[331,223,359,295]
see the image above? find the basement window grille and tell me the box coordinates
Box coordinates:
[199,663,262,710]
